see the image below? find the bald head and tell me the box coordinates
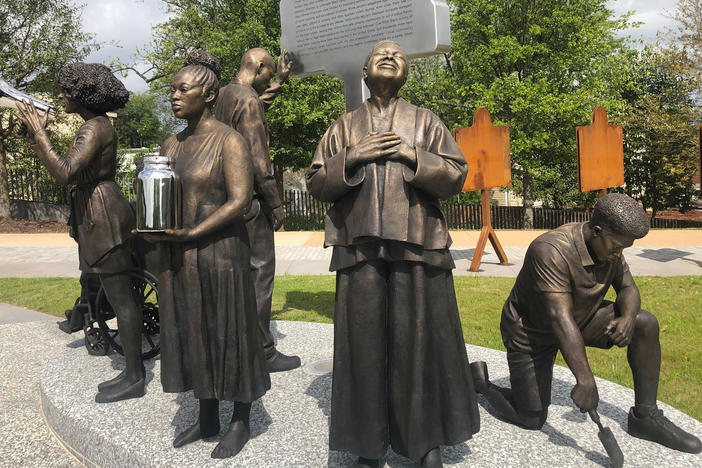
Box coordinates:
[240,48,275,72]
[236,48,276,95]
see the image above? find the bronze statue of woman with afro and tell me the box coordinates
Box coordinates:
[16,63,145,403]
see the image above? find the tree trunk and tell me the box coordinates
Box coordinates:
[522,170,534,229]
[0,140,11,220]
[273,162,284,198]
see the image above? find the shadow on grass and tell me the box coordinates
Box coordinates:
[273,290,335,321]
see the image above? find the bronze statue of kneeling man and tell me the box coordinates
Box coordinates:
[471,193,701,454]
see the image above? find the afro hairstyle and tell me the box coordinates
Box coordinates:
[57,63,129,112]
[591,193,649,239]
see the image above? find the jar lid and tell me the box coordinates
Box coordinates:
[143,155,171,165]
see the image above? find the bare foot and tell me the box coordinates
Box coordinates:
[421,447,442,468]
[173,421,220,448]
[211,420,250,458]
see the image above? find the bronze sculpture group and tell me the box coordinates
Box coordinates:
[14,39,701,466]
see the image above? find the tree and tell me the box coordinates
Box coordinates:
[113,92,174,149]
[403,0,636,225]
[669,0,702,74]
[0,0,96,218]
[131,0,344,186]
[618,50,701,216]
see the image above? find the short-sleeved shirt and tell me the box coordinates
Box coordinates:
[501,222,629,353]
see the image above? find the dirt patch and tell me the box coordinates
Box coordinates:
[0,219,69,233]
[650,209,702,221]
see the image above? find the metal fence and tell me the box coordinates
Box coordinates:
[7,167,68,204]
[8,167,136,203]
[8,170,702,230]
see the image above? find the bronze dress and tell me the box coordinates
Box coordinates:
[157,122,270,402]
[31,116,134,273]
[307,98,480,461]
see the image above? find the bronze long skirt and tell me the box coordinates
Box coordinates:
[157,224,270,402]
[329,259,480,461]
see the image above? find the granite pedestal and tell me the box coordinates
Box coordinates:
[39,321,702,467]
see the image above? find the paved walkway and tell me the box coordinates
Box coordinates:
[1,230,701,279]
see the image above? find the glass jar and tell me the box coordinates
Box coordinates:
[136,155,178,232]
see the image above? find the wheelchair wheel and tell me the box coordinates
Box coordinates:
[95,268,160,360]
[84,323,110,356]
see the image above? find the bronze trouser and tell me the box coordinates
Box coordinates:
[99,273,143,380]
[245,203,276,359]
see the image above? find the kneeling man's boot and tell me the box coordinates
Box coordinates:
[628,407,702,453]
[469,361,489,393]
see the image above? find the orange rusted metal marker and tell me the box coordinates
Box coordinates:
[577,107,624,198]
[454,108,511,271]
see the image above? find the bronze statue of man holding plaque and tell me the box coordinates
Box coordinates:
[307,40,480,468]
[215,48,301,373]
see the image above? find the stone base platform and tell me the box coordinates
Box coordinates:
[40,321,702,467]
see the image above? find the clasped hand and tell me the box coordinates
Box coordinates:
[604,315,635,347]
[346,132,416,170]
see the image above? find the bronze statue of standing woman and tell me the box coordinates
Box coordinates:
[16,64,145,404]
[143,50,270,459]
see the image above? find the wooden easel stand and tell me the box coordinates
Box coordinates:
[470,189,509,272]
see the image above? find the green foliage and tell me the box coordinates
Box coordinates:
[618,46,701,214]
[0,0,96,93]
[404,0,637,209]
[137,0,345,170]
[669,0,702,75]
[445,191,481,205]
[113,92,173,149]
[0,0,96,217]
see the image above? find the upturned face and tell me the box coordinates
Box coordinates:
[363,42,408,93]
[589,227,635,263]
[170,69,210,120]
[58,90,78,114]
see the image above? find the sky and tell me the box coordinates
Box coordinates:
[77,0,679,93]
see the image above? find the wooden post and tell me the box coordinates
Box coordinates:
[469,188,508,271]
[454,108,511,271]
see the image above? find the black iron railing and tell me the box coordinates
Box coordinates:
[9,171,702,230]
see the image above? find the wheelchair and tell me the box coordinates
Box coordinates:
[61,238,161,360]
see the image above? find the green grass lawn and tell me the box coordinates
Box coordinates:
[1,275,700,420]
